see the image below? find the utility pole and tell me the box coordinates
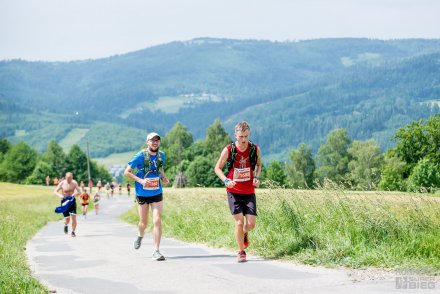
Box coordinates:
[86,139,92,193]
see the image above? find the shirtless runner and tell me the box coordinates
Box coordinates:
[54,172,82,237]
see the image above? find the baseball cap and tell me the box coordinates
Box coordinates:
[147,132,161,141]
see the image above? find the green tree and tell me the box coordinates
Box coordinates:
[186,156,222,187]
[95,163,112,183]
[316,129,351,184]
[394,119,428,171]
[66,144,88,183]
[266,160,287,187]
[42,140,68,177]
[202,119,231,155]
[0,141,38,183]
[347,140,383,190]
[0,138,11,163]
[162,122,194,169]
[26,161,54,184]
[424,114,440,166]
[378,151,407,191]
[286,143,315,188]
[407,158,440,192]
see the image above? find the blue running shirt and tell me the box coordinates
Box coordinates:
[128,150,166,197]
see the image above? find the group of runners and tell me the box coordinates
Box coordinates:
[54,121,261,263]
[95,180,131,198]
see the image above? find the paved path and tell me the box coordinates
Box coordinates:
[26,196,426,293]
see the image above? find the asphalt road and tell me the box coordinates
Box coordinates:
[26,195,430,293]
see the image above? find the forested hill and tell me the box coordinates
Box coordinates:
[1,38,440,160]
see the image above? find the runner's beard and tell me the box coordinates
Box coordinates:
[149,146,159,152]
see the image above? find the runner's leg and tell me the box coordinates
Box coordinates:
[71,214,77,232]
[233,213,245,252]
[151,201,163,250]
[244,214,256,234]
[137,203,149,237]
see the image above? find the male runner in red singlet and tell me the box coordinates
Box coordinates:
[214,121,262,262]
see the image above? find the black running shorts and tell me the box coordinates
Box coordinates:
[61,198,77,218]
[227,192,257,216]
[136,194,163,205]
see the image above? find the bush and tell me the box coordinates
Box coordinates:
[407,158,440,192]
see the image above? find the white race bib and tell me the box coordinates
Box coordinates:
[233,168,251,182]
[143,177,160,190]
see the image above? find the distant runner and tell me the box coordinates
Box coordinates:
[105,182,110,198]
[126,182,131,196]
[214,121,262,263]
[110,182,115,197]
[97,180,102,192]
[54,172,82,237]
[93,191,101,215]
[124,132,169,261]
[79,188,90,218]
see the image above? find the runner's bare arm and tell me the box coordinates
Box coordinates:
[73,181,81,196]
[214,147,236,188]
[253,146,262,187]
[160,167,169,186]
[214,147,229,181]
[124,165,146,186]
[54,182,64,199]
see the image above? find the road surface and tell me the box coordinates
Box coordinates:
[26,195,432,293]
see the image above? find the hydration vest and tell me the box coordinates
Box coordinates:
[225,141,258,172]
[142,149,164,176]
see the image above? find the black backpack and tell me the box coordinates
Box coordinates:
[225,141,258,172]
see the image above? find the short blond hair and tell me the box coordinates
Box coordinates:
[235,121,251,133]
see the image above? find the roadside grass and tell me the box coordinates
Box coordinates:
[0,183,60,293]
[121,185,440,274]
[0,183,96,293]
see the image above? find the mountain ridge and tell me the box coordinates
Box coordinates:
[1,38,440,160]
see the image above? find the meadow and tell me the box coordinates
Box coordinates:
[123,184,440,273]
[2,182,439,293]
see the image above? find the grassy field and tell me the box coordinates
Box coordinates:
[94,151,134,167]
[2,182,439,293]
[122,185,440,273]
[0,183,96,293]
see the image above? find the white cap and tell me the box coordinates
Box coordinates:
[146,132,161,141]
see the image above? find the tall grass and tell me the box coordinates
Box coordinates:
[122,185,440,273]
[0,183,61,293]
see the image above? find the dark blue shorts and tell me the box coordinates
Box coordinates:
[61,197,77,217]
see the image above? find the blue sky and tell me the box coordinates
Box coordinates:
[1,0,440,61]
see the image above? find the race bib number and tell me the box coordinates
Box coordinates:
[143,177,160,190]
[233,168,251,182]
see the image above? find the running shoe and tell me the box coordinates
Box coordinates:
[134,236,143,249]
[243,232,249,249]
[152,250,165,261]
[64,225,68,234]
[71,231,76,237]
[237,251,247,263]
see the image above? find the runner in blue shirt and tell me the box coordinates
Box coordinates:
[124,132,169,261]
